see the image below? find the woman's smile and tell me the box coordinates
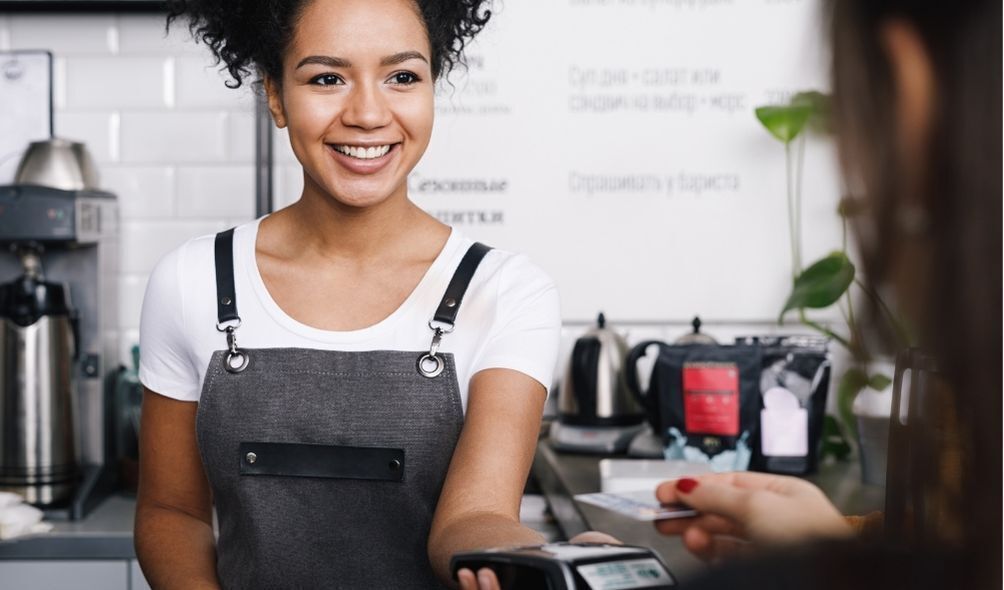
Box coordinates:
[327,142,402,175]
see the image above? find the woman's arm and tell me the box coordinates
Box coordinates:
[427,368,549,586]
[134,389,220,589]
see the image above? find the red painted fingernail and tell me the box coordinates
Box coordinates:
[676,478,699,493]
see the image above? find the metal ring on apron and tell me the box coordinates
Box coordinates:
[222,324,250,374]
[417,353,444,378]
[418,325,448,378]
[225,350,250,373]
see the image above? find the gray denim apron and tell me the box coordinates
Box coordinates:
[196,229,492,589]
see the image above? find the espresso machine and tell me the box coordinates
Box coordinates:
[0,183,118,519]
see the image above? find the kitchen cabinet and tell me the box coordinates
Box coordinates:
[0,560,135,590]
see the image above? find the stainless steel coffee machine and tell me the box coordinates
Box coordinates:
[0,184,118,519]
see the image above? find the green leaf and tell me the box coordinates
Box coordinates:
[868,373,892,392]
[755,105,811,143]
[779,251,856,320]
[837,367,869,439]
[791,91,831,134]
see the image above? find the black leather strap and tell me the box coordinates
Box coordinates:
[214,228,239,325]
[432,242,492,326]
[238,442,405,482]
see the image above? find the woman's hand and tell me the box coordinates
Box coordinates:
[456,531,622,590]
[654,472,853,562]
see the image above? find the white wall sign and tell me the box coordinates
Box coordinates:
[412,0,844,323]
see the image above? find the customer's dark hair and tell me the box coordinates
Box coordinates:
[166,0,492,88]
[829,0,1001,585]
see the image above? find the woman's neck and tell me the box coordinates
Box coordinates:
[265,178,445,263]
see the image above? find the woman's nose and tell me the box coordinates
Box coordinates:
[341,83,392,130]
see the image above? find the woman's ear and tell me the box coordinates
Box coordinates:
[880,20,936,178]
[263,76,287,129]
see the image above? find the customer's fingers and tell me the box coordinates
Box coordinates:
[655,513,739,537]
[657,472,803,505]
[457,568,478,590]
[570,530,623,545]
[683,528,752,563]
[476,567,501,590]
[669,477,756,523]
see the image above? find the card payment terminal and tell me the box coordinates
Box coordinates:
[451,542,677,589]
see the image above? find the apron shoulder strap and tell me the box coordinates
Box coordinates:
[214,228,240,325]
[213,232,490,329]
[432,242,492,327]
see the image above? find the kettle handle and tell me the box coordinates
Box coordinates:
[570,337,601,418]
[624,340,662,405]
[69,310,80,361]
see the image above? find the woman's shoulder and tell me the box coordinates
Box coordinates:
[148,219,260,286]
[443,232,559,327]
[449,232,556,294]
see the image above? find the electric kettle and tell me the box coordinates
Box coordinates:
[0,248,79,506]
[558,313,644,426]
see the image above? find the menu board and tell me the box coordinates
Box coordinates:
[411,0,843,323]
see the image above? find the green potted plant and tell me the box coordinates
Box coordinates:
[755,92,909,478]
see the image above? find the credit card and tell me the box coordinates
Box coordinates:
[574,490,697,521]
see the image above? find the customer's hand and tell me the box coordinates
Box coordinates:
[654,472,853,562]
[456,531,622,589]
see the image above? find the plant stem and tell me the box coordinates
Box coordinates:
[785,141,798,282]
[798,308,852,350]
[844,289,868,361]
[795,133,806,272]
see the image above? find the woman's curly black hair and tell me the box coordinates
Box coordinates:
[166,0,492,88]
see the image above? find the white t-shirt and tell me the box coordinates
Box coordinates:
[139,218,561,411]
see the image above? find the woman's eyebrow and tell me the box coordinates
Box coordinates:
[294,52,428,70]
[380,51,429,66]
[295,55,351,69]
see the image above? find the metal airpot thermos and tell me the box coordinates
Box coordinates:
[0,247,80,506]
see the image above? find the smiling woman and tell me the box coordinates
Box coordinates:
[133,1,575,590]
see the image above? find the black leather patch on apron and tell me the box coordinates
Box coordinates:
[238,441,404,482]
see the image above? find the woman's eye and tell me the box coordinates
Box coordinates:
[389,71,420,85]
[310,74,343,86]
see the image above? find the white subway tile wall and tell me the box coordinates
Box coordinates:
[119,112,229,163]
[4,13,258,364]
[175,55,255,109]
[64,56,168,109]
[120,220,225,274]
[176,165,255,218]
[101,165,175,219]
[9,14,117,54]
[5,13,800,374]
[54,111,118,162]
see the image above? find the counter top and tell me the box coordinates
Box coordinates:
[531,439,885,581]
[2,444,885,569]
[0,494,137,560]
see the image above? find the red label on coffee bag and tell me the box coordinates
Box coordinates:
[683,363,739,436]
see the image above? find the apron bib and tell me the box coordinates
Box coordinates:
[196,229,491,589]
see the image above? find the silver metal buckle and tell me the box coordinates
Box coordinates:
[216,318,242,332]
[222,325,249,374]
[417,323,449,378]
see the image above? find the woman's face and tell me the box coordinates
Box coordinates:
[268,0,434,209]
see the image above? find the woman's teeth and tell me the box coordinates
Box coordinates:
[334,144,392,160]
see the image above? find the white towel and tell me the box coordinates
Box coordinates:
[0,493,53,540]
